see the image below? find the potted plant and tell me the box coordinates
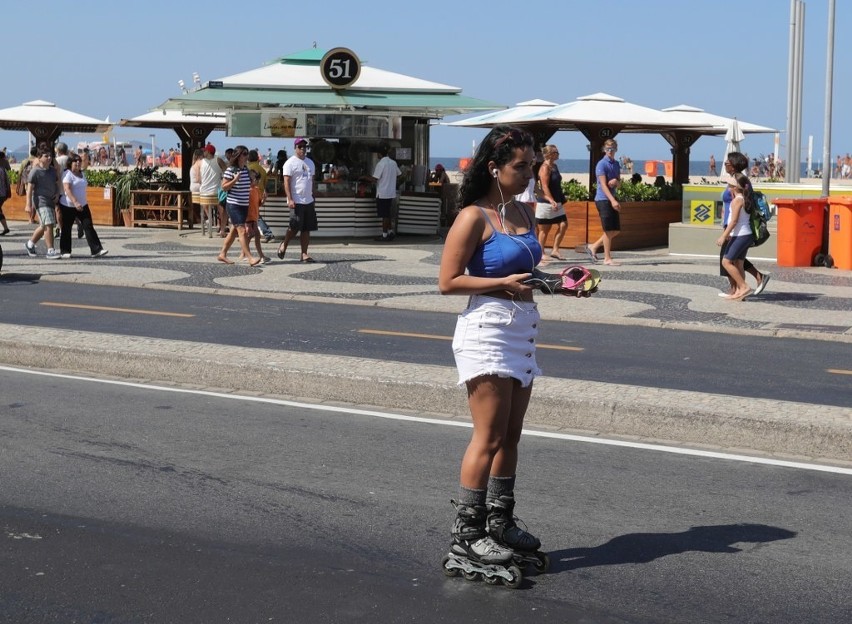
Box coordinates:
[113,166,176,227]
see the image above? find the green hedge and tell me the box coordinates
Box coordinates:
[561,178,682,201]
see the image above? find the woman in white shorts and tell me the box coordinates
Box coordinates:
[438,125,545,579]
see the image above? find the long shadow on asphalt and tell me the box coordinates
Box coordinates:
[549,523,797,572]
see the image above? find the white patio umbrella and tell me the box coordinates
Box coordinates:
[0,99,110,133]
[509,93,712,191]
[724,118,745,157]
[519,93,710,130]
[660,105,776,136]
[444,99,558,127]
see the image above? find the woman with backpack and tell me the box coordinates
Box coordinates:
[716,172,755,301]
[719,153,770,297]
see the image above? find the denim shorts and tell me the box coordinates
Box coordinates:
[452,295,541,388]
[724,234,754,261]
[226,202,248,226]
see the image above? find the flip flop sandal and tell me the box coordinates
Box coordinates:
[525,266,592,297]
[300,256,316,263]
[277,243,287,259]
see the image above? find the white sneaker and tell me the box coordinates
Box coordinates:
[45,249,60,259]
[91,249,109,258]
[60,253,72,259]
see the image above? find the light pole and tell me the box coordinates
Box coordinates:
[821,0,836,195]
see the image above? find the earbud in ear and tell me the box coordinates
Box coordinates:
[492,169,499,178]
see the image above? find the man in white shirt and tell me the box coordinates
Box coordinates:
[365,145,401,241]
[277,138,318,262]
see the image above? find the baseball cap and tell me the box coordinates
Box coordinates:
[294,138,308,147]
[204,144,216,155]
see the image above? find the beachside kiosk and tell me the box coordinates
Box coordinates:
[154,47,501,238]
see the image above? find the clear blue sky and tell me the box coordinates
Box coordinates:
[2,0,848,165]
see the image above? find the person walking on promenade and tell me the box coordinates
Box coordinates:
[198,144,223,238]
[716,171,755,300]
[276,138,318,262]
[217,148,234,237]
[0,151,11,235]
[438,125,545,583]
[217,145,261,266]
[54,142,70,172]
[247,149,274,242]
[709,154,717,176]
[535,144,568,261]
[238,169,270,264]
[586,139,621,266]
[24,148,61,259]
[58,155,108,259]
[18,146,38,223]
[364,144,401,241]
[719,152,769,297]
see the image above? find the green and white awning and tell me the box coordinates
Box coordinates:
[155,49,502,119]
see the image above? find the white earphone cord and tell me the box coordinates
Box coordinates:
[495,175,536,273]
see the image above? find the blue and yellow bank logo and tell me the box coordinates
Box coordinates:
[690,200,714,226]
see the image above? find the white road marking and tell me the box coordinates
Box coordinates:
[2,364,850,476]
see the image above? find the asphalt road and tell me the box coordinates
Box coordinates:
[1,369,850,623]
[1,280,849,407]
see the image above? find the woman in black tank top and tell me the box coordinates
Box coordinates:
[535,145,568,261]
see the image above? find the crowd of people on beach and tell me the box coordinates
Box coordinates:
[833,154,852,179]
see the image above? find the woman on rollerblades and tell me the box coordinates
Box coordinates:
[438,125,549,588]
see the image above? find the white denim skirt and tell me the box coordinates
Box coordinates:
[452,295,541,388]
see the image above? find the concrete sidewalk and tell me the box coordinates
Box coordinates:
[1,222,850,464]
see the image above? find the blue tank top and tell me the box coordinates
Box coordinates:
[466,205,543,278]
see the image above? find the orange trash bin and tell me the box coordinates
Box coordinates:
[772,198,827,267]
[663,161,673,177]
[826,196,852,270]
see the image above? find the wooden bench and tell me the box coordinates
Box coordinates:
[130,190,194,230]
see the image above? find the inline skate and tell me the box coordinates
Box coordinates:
[441,502,523,588]
[487,494,550,573]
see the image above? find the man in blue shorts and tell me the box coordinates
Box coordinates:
[587,139,622,266]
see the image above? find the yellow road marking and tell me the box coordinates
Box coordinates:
[41,302,195,318]
[358,329,583,351]
[826,369,852,376]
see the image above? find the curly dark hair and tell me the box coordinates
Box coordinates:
[458,125,534,208]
